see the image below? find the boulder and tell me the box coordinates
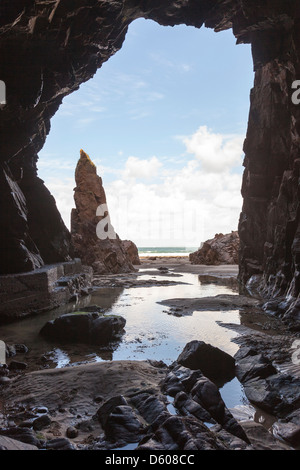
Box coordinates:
[174,391,213,424]
[235,353,277,383]
[104,405,143,443]
[129,392,168,424]
[239,421,291,451]
[40,312,126,345]
[137,415,227,451]
[97,395,143,443]
[176,340,235,383]
[32,414,51,431]
[161,364,248,442]
[243,374,300,416]
[0,427,41,448]
[122,240,141,265]
[0,435,38,451]
[272,421,300,447]
[44,438,76,451]
[189,232,239,265]
[97,396,128,428]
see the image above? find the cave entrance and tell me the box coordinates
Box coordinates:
[38,18,254,255]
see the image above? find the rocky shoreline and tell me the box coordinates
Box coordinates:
[0,349,298,451]
[0,258,300,451]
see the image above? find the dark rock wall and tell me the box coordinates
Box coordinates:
[238,8,300,303]
[1,1,300,307]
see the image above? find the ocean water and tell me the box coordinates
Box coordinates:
[138,247,199,257]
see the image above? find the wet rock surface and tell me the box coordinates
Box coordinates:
[0,435,39,451]
[1,338,299,451]
[158,294,260,317]
[40,312,126,346]
[234,343,300,419]
[176,340,236,383]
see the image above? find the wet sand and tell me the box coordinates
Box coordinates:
[2,360,166,445]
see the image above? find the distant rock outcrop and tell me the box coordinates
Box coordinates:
[71,150,136,274]
[189,232,239,265]
[122,240,141,265]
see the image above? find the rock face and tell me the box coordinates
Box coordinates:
[1,1,300,324]
[71,150,135,274]
[234,346,300,417]
[121,240,141,265]
[0,162,71,275]
[189,232,239,265]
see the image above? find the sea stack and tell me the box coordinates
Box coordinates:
[71,150,136,274]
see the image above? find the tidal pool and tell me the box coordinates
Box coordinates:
[0,269,255,409]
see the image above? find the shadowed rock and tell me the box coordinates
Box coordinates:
[40,312,126,346]
[176,340,236,384]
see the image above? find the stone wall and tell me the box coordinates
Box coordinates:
[0,259,93,323]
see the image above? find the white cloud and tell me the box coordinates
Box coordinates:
[183,125,244,173]
[123,156,162,180]
[40,126,245,246]
[104,128,244,245]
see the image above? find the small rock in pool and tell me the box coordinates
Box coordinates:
[9,360,28,371]
[66,426,78,439]
[33,414,51,431]
[39,312,126,346]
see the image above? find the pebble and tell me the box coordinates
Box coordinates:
[9,360,28,370]
[33,414,51,431]
[94,395,104,403]
[32,406,48,414]
[0,377,11,385]
[66,426,78,439]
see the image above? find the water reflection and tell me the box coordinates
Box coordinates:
[1,270,280,371]
[0,286,125,368]
[0,268,285,419]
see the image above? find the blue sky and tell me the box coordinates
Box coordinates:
[38,18,254,247]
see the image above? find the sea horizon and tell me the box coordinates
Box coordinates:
[137,246,199,257]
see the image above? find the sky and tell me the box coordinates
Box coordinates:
[38,18,254,248]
